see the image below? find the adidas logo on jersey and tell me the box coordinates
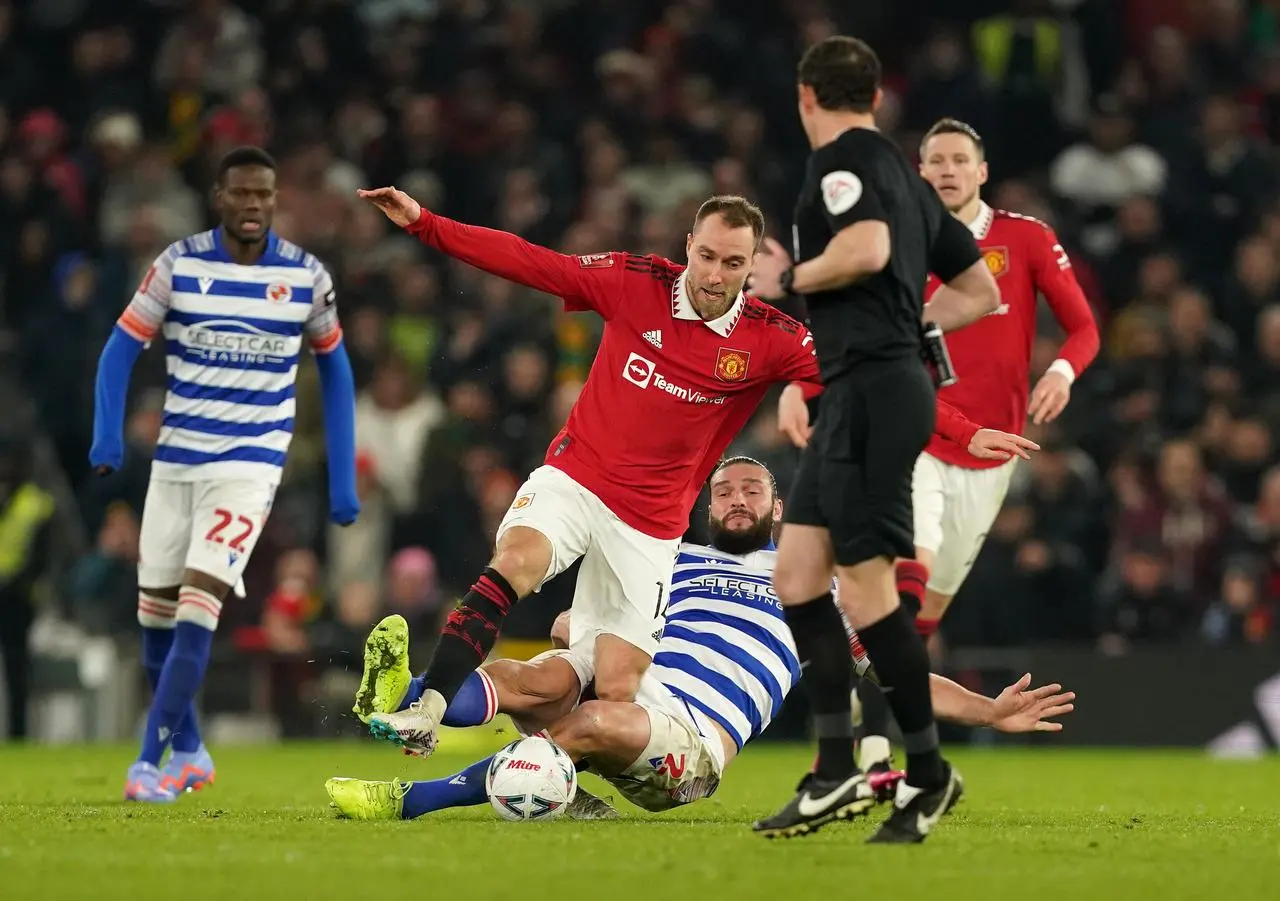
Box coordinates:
[643,329,663,349]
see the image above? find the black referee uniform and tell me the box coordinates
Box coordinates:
[754,70,980,841]
[784,126,981,564]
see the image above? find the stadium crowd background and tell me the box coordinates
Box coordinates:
[0,0,1278,739]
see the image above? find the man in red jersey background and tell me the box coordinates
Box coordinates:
[851,118,1101,773]
[350,187,1023,760]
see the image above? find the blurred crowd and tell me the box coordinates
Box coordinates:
[1,0,1279,733]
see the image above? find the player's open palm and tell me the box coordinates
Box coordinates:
[355,187,422,228]
[968,428,1039,462]
[990,672,1076,733]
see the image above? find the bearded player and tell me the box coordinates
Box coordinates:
[352,188,1019,762]
[783,118,1099,773]
[326,457,1073,823]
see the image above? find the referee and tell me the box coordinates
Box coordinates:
[749,36,1000,843]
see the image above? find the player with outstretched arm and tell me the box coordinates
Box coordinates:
[92,147,359,802]
[324,457,1073,823]
[351,190,1032,762]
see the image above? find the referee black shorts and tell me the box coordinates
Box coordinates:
[783,360,936,566]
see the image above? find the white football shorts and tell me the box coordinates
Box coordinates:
[138,476,276,591]
[912,452,1017,596]
[498,465,679,657]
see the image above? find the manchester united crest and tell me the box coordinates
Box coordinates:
[983,247,1009,278]
[715,348,750,382]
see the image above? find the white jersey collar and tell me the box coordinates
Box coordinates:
[673,272,744,338]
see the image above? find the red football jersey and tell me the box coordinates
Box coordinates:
[406,211,819,539]
[923,204,1100,469]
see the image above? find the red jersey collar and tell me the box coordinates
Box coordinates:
[672,272,745,337]
[966,202,994,239]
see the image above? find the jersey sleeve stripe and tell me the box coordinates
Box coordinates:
[117,309,156,342]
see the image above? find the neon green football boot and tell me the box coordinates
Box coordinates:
[352,614,413,724]
[326,778,408,821]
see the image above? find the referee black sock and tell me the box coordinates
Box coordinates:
[784,594,856,783]
[855,577,923,754]
[856,605,945,789]
[422,567,520,704]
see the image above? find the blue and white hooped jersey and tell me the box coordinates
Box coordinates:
[119,229,342,485]
[650,542,802,751]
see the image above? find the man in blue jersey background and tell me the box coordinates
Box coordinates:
[90,147,360,803]
[324,456,1072,822]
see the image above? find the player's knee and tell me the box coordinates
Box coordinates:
[175,586,223,631]
[183,568,231,600]
[554,700,612,752]
[491,528,552,596]
[550,611,572,649]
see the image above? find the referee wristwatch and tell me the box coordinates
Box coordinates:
[779,266,797,296]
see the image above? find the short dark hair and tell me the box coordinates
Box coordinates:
[217,146,277,184]
[693,195,766,249]
[798,36,881,114]
[921,118,985,160]
[710,455,777,499]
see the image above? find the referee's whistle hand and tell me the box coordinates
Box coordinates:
[967,429,1040,462]
[778,384,813,447]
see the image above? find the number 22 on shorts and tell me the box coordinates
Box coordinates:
[205,508,255,553]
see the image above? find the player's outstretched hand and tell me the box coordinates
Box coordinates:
[777,383,813,448]
[989,672,1076,733]
[746,237,792,301]
[968,428,1039,461]
[355,187,423,228]
[1028,370,1071,425]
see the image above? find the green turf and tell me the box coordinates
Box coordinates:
[1,741,1278,901]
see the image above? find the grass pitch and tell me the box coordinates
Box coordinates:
[1,740,1278,901]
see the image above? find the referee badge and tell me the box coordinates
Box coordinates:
[982,247,1009,278]
[714,347,751,382]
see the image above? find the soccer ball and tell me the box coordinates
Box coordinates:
[485,735,577,822]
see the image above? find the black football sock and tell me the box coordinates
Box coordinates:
[856,605,945,789]
[784,594,856,783]
[421,567,519,704]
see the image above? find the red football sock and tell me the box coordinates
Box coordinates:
[895,559,928,618]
